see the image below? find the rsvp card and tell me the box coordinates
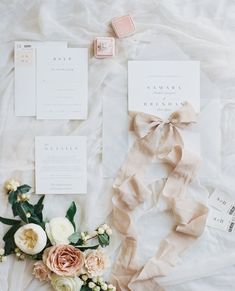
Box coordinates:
[36,48,88,120]
[35,136,87,194]
[128,61,200,118]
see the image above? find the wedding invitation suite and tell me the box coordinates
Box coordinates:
[14,41,67,116]
[35,136,87,194]
[128,60,200,155]
[36,48,88,120]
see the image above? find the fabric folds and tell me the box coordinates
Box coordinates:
[111,103,209,291]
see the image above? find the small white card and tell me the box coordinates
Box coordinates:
[207,208,235,233]
[128,61,200,118]
[14,41,67,116]
[35,136,87,194]
[128,61,200,156]
[36,48,88,120]
[209,189,235,215]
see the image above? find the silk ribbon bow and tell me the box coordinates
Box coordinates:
[131,102,197,157]
[111,103,208,291]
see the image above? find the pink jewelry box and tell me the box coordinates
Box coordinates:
[94,37,115,58]
[111,14,135,38]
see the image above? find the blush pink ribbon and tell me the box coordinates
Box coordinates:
[111,102,209,291]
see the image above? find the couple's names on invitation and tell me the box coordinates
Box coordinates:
[143,81,184,110]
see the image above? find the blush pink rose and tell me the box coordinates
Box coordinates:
[33,261,52,282]
[43,245,84,276]
[85,250,108,277]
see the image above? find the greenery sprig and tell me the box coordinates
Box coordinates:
[0,179,115,291]
[0,179,111,258]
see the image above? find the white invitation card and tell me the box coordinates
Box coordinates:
[14,41,67,116]
[128,61,200,155]
[35,136,87,194]
[103,36,220,180]
[128,61,200,118]
[36,48,88,120]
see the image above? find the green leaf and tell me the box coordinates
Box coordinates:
[76,238,84,246]
[68,232,80,244]
[17,184,31,194]
[21,201,34,213]
[12,202,19,217]
[98,233,110,248]
[65,202,77,230]
[34,195,45,210]
[0,217,21,225]
[34,195,45,221]
[13,202,28,223]
[3,224,21,255]
[28,215,45,228]
[3,224,21,241]
[4,237,16,255]
[8,191,18,205]
[35,203,44,214]
[81,285,92,291]
[75,244,99,251]
[31,253,43,261]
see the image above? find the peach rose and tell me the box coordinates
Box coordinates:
[84,250,108,277]
[43,245,84,276]
[33,261,52,282]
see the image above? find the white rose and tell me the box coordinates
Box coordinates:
[5,179,20,192]
[45,217,74,245]
[14,224,47,255]
[51,274,83,291]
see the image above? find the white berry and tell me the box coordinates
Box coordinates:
[102,224,108,230]
[98,227,105,235]
[1,256,7,262]
[101,283,108,290]
[21,194,26,200]
[82,275,88,281]
[88,282,96,288]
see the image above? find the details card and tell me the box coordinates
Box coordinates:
[36,48,88,120]
[35,136,87,194]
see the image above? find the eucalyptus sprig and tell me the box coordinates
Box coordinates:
[68,223,111,251]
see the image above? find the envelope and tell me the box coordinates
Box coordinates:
[102,35,220,180]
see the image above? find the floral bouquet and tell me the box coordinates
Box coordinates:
[0,179,115,291]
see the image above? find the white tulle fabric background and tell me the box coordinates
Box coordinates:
[1,0,235,290]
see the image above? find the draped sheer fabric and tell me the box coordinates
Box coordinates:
[112,104,208,290]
